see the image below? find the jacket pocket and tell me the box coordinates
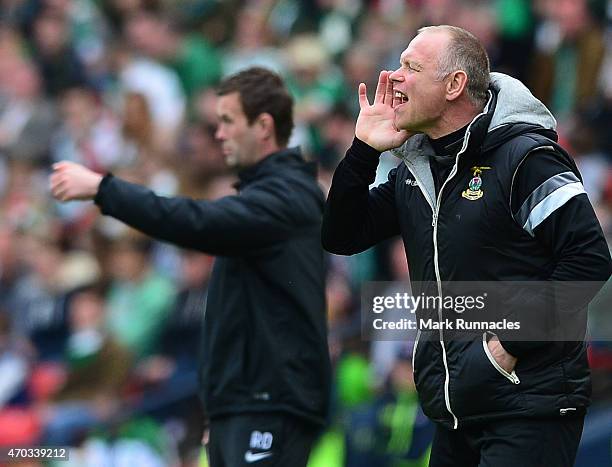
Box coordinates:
[449,335,524,419]
[481,333,520,385]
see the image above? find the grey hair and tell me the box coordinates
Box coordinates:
[417,25,490,106]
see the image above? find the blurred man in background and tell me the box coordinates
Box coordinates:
[51,67,330,467]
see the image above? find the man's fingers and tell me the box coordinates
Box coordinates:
[49,174,60,194]
[50,179,63,199]
[53,160,84,173]
[374,70,387,104]
[358,82,370,109]
[50,174,69,201]
[52,161,72,171]
[385,70,394,108]
[51,184,64,201]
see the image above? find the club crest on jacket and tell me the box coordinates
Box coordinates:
[462,166,491,200]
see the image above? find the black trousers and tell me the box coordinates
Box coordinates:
[206,412,320,467]
[429,416,585,467]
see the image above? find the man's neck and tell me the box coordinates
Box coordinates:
[427,102,484,139]
[254,141,282,163]
[429,123,469,159]
[237,142,284,173]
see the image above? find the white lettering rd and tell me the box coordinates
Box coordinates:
[249,430,273,450]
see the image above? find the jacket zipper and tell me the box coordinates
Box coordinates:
[481,333,520,384]
[433,162,460,429]
[404,162,460,427]
[411,329,421,370]
[404,159,460,428]
[429,104,490,430]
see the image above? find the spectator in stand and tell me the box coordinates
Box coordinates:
[110,43,186,152]
[530,0,606,119]
[0,59,57,165]
[39,285,132,445]
[124,10,222,101]
[222,6,285,76]
[29,8,88,96]
[104,232,175,360]
[133,251,213,463]
[0,312,30,408]
[0,223,24,315]
[50,86,124,173]
[10,233,69,361]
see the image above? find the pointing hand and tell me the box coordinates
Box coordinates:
[50,161,103,202]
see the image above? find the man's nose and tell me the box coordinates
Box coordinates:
[389,68,403,82]
[215,127,224,140]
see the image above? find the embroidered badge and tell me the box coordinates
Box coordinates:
[462,166,491,200]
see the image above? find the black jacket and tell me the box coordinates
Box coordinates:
[95,148,331,426]
[322,73,612,429]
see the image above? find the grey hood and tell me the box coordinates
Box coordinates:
[488,72,556,132]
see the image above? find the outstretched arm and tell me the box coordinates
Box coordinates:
[51,162,315,256]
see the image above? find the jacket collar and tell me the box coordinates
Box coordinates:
[390,92,495,206]
[235,147,304,189]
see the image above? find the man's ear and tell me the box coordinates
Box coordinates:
[446,70,468,102]
[255,113,275,141]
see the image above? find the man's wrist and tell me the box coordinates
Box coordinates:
[347,137,382,169]
[495,338,520,359]
[93,173,113,206]
[92,173,104,197]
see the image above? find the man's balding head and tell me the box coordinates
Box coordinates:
[417,25,490,106]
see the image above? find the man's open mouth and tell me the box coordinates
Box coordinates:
[395,91,409,104]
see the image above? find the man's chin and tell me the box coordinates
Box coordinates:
[224,154,238,168]
[395,116,422,135]
[394,117,411,133]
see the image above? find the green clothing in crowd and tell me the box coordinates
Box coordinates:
[171,35,222,99]
[106,271,175,359]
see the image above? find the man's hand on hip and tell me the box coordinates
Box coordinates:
[50,161,103,202]
[487,336,517,374]
[355,70,412,152]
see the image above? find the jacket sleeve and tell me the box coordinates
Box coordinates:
[321,138,400,255]
[94,173,316,256]
[510,150,611,283]
[501,150,612,358]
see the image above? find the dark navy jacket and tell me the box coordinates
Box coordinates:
[322,73,611,429]
[95,148,331,426]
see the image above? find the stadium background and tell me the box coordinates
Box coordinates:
[0,0,610,465]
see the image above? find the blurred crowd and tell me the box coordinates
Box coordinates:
[0,0,611,466]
